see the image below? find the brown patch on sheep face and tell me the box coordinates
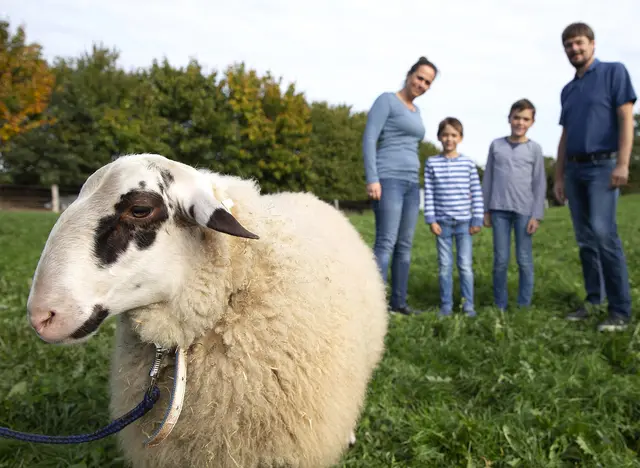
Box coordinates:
[69,304,110,339]
[93,189,169,267]
[157,168,175,196]
[172,203,197,229]
[160,169,174,186]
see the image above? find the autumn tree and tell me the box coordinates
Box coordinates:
[0,20,56,147]
[1,44,161,185]
[135,58,232,169]
[219,63,313,193]
[1,33,448,200]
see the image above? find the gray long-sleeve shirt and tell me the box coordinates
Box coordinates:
[481,137,547,220]
[362,92,426,184]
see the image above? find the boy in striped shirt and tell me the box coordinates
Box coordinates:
[424,117,484,317]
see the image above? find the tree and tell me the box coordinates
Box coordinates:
[0,20,56,146]
[419,140,444,186]
[1,44,161,185]
[307,102,369,201]
[543,156,559,205]
[137,58,233,169]
[219,63,313,193]
[622,112,640,195]
[0,31,445,199]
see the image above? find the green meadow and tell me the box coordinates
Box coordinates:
[1,197,640,467]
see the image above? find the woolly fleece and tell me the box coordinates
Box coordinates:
[108,169,389,467]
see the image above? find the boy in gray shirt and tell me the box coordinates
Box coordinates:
[482,99,547,311]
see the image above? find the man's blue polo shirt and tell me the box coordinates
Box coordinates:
[559,58,637,156]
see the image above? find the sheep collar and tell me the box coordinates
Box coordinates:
[144,344,188,448]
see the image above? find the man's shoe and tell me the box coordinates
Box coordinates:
[597,316,630,332]
[390,305,424,316]
[565,304,590,321]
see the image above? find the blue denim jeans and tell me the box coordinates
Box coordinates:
[490,210,534,309]
[435,219,475,313]
[371,178,420,309]
[564,158,632,320]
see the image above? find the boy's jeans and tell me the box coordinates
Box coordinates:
[563,158,632,320]
[371,177,421,309]
[490,210,534,310]
[435,219,475,313]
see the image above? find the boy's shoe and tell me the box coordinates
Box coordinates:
[465,309,477,318]
[389,305,424,316]
[438,308,452,317]
[597,316,630,332]
[565,304,591,321]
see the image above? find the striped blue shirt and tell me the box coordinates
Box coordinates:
[424,154,484,227]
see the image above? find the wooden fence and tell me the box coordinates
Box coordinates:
[1,185,556,215]
[0,184,377,214]
[0,184,80,213]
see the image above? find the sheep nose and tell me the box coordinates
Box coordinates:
[28,304,57,334]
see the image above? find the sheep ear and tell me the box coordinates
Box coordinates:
[175,170,259,240]
[206,208,259,239]
[183,191,259,240]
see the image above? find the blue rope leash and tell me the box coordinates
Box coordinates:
[0,386,160,444]
[0,343,169,445]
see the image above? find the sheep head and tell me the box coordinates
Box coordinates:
[26,153,259,345]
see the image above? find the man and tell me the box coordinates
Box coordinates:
[553,22,636,331]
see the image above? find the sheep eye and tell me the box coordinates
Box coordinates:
[130,206,153,218]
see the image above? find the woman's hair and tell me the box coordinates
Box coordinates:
[407,56,438,78]
[437,117,463,137]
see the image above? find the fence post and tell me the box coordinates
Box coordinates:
[333,199,339,210]
[51,184,60,213]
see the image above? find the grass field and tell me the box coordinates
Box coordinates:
[1,196,640,467]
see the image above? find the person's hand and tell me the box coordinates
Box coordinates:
[611,164,629,188]
[483,212,491,228]
[367,182,381,200]
[430,223,441,236]
[469,225,481,235]
[554,177,565,204]
[527,218,540,235]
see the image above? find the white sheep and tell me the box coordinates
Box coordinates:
[26,153,389,468]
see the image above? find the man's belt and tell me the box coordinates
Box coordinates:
[567,151,616,163]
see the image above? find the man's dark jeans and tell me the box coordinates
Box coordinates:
[564,158,632,320]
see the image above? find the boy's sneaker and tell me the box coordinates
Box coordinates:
[597,316,630,332]
[465,309,477,318]
[565,303,598,321]
[438,308,452,317]
[389,305,424,316]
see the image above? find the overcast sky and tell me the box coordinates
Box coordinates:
[3,0,639,167]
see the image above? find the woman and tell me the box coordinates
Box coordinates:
[362,56,438,315]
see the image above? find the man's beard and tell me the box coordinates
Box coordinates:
[569,52,591,69]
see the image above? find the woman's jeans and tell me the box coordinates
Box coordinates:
[372,178,420,309]
[490,210,534,309]
[435,220,475,313]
